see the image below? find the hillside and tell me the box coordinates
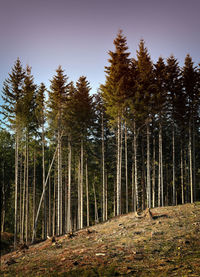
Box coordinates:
[1,203,200,276]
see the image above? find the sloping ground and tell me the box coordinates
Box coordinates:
[1,203,200,276]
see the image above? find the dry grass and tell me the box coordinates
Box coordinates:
[1,203,200,276]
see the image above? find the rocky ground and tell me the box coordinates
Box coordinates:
[1,202,200,276]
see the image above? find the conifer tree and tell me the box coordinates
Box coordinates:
[182,55,199,203]
[48,66,69,235]
[135,39,155,208]
[1,58,25,248]
[166,56,181,205]
[101,30,130,215]
[154,57,167,206]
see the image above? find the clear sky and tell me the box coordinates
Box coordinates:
[0,0,200,103]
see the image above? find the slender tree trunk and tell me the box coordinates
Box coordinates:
[21,144,26,242]
[192,120,196,201]
[133,120,139,210]
[93,182,98,223]
[172,123,176,205]
[60,143,63,234]
[105,171,108,221]
[86,159,89,226]
[147,121,151,208]
[32,143,58,243]
[77,158,81,229]
[159,121,164,206]
[32,149,36,236]
[141,137,145,210]
[1,161,5,233]
[42,126,46,239]
[57,131,61,235]
[53,168,56,237]
[189,120,193,203]
[48,166,51,236]
[125,121,128,213]
[152,133,156,208]
[181,142,184,204]
[80,139,84,229]
[67,138,72,232]
[102,113,106,221]
[113,180,116,217]
[14,132,19,248]
[25,134,29,243]
[116,115,121,216]
[19,153,23,238]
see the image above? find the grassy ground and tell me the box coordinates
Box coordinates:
[1,203,200,276]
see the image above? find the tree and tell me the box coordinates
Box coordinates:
[135,39,155,208]
[1,58,25,248]
[182,55,199,203]
[101,30,130,215]
[48,66,69,235]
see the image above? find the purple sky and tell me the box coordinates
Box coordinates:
[0,0,200,103]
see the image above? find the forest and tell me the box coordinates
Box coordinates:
[1,30,200,249]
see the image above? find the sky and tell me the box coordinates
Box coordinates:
[0,0,200,105]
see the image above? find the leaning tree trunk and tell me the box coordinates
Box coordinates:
[32,149,36,236]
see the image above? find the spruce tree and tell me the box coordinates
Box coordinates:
[101,30,130,215]
[1,58,25,248]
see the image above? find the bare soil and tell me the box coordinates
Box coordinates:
[1,203,200,276]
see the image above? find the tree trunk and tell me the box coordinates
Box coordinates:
[32,143,59,243]
[181,142,184,204]
[147,121,151,208]
[67,138,72,232]
[48,165,51,236]
[102,113,106,221]
[33,149,36,236]
[42,126,46,239]
[21,144,26,243]
[159,121,163,206]
[14,132,19,248]
[53,168,56,237]
[93,182,98,223]
[86,159,89,226]
[133,119,139,210]
[80,139,84,229]
[116,115,121,216]
[192,119,196,201]
[1,161,5,233]
[172,123,176,205]
[125,121,128,213]
[189,120,193,203]
[25,134,29,243]
[77,158,81,229]
[152,133,155,208]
